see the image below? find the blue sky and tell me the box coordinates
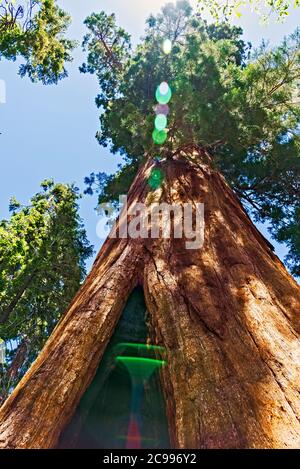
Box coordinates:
[0,0,299,274]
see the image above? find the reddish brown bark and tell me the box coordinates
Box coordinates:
[0,339,28,405]
[0,149,299,448]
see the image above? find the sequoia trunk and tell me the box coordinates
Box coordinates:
[0,149,299,449]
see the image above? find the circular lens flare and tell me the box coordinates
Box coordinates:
[159,82,169,95]
[162,39,172,55]
[155,114,167,131]
[148,168,163,190]
[154,104,170,116]
[155,85,172,105]
[152,129,168,145]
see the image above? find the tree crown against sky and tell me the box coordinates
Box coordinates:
[0,0,75,84]
[0,180,93,400]
[197,0,300,22]
[81,0,300,276]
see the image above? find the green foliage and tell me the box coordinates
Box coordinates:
[197,0,300,22]
[84,162,139,208]
[80,12,131,107]
[0,180,93,400]
[81,1,300,275]
[0,0,76,84]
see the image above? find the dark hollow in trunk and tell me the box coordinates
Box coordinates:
[57,287,170,449]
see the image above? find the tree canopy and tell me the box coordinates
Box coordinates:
[81,0,300,276]
[198,0,300,22]
[0,0,75,84]
[0,180,93,401]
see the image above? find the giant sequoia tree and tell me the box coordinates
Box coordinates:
[0,1,299,449]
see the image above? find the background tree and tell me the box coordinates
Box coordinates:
[198,0,300,22]
[0,180,93,403]
[0,0,75,84]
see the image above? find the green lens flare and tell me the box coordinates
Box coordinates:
[148,168,163,190]
[155,86,172,105]
[116,357,166,367]
[115,343,165,353]
[116,356,166,380]
[152,129,167,145]
[155,114,167,131]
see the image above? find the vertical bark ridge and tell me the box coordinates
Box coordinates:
[142,154,300,448]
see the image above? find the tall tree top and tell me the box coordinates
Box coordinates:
[197,0,300,22]
[81,1,300,276]
[0,179,93,336]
